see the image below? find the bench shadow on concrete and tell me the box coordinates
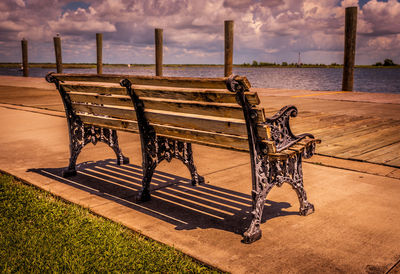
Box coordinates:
[28,159,298,235]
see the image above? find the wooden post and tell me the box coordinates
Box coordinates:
[96,33,103,74]
[53,35,62,73]
[21,39,28,77]
[224,20,234,77]
[155,28,163,76]
[342,6,357,91]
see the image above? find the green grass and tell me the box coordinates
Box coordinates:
[0,173,220,273]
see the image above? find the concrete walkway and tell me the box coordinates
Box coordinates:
[1,76,400,273]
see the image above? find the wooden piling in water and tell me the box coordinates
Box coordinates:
[96,33,103,74]
[224,20,234,77]
[21,39,28,77]
[155,28,163,76]
[53,35,62,73]
[342,6,357,91]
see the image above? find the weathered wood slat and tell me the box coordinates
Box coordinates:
[72,103,269,138]
[134,86,260,105]
[262,140,276,153]
[68,92,133,107]
[54,73,251,90]
[63,83,126,95]
[268,149,297,160]
[72,103,136,120]
[153,124,250,151]
[68,92,264,121]
[78,113,139,133]
[142,98,264,121]
[77,114,251,151]
[153,112,248,137]
[62,83,260,105]
[297,138,321,146]
[288,144,305,153]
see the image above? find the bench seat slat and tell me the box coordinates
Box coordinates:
[68,92,133,107]
[77,113,250,151]
[134,86,260,105]
[54,73,250,90]
[72,103,136,120]
[72,103,269,138]
[61,83,260,105]
[78,113,139,133]
[62,83,126,95]
[141,98,265,121]
[68,92,265,121]
[153,124,250,151]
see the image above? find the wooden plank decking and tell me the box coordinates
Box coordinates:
[257,89,400,168]
[291,111,400,166]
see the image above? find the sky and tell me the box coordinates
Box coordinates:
[0,0,399,65]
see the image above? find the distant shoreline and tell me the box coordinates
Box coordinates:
[1,63,399,69]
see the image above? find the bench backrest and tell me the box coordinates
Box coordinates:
[53,73,270,151]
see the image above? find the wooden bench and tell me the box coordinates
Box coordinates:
[46,72,320,243]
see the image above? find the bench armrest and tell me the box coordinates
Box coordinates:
[265,105,314,152]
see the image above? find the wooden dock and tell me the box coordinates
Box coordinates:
[256,88,400,167]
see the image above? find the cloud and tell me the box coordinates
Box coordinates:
[15,0,25,8]
[360,0,400,36]
[0,0,399,64]
[49,7,116,34]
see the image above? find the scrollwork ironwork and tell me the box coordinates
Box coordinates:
[121,79,204,202]
[265,105,314,152]
[46,72,129,178]
[226,74,316,244]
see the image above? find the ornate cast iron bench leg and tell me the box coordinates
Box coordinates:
[271,154,315,216]
[63,122,129,178]
[121,79,204,203]
[243,156,274,244]
[45,73,129,178]
[243,152,315,244]
[169,141,205,186]
[226,75,316,244]
[287,154,314,215]
[136,134,204,202]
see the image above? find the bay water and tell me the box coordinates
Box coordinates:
[1,66,399,93]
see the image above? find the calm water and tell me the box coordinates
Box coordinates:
[1,66,399,93]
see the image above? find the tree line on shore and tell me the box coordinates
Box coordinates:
[243,58,398,68]
[0,59,398,69]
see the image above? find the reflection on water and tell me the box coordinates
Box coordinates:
[1,66,399,93]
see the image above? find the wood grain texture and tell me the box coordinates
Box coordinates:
[67,91,264,121]
[68,92,133,107]
[54,73,250,89]
[72,102,269,138]
[61,82,259,105]
[21,39,28,77]
[72,103,136,120]
[342,6,357,91]
[78,113,139,132]
[224,20,233,77]
[77,113,250,151]
[155,28,163,76]
[96,33,102,74]
[53,36,62,73]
